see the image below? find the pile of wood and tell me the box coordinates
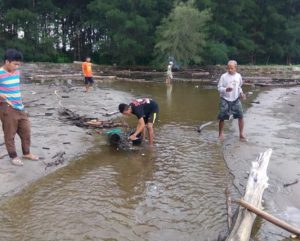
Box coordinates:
[58,107,126,129]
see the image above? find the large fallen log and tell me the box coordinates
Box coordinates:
[226,149,272,241]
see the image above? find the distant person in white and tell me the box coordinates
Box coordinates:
[217,60,246,140]
[166,61,173,84]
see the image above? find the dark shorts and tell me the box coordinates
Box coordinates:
[144,112,159,124]
[84,77,94,85]
[218,98,243,121]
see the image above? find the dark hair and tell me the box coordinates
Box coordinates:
[118,103,129,113]
[4,49,23,62]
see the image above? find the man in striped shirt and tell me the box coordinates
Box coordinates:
[0,49,38,166]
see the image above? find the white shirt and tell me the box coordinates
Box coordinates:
[167,64,173,78]
[217,72,243,101]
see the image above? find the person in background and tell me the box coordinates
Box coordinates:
[118,98,159,146]
[0,49,39,166]
[166,61,173,84]
[82,57,94,92]
[217,60,246,140]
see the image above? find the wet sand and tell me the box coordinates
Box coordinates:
[0,83,132,199]
[222,86,300,239]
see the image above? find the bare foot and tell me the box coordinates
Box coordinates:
[218,134,224,140]
[23,153,39,161]
[11,157,24,166]
[240,135,247,142]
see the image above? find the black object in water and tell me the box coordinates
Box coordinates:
[107,129,142,150]
[108,133,122,146]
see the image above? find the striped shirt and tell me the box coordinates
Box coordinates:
[0,68,24,110]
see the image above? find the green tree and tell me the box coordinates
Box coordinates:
[87,0,174,65]
[279,0,300,64]
[203,41,229,64]
[154,1,211,67]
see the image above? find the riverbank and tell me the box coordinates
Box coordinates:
[21,62,300,87]
[222,86,300,239]
[0,83,132,199]
[0,76,300,239]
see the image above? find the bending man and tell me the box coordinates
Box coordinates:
[118,98,159,145]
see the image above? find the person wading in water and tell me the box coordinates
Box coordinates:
[217,60,246,140]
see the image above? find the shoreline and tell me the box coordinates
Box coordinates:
[0,83,133,200]
[21,62,300,87]
[222,86,300,239]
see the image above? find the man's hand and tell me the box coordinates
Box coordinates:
[129,134,138,141]
[226,87,233,92]
[240,92,246,100]
[0,94,6,101]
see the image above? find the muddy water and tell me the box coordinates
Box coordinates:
[0,82,234,241]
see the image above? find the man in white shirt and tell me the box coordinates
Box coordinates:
[217,60,246,140]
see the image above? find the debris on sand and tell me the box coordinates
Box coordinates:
[58,107,127,129]
[43,151,66,170]
[283,179,298,188]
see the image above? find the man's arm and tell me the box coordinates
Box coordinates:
[0,94,5,102]
[239,75,246,100]
[217,75,227,93]
[82,63,85,75]
[129,117,145,140]
[0,94,12,105]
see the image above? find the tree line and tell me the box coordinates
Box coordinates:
[0,0,300,67]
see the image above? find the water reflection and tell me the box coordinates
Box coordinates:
[166,83,173,108]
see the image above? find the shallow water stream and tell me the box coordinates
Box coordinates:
[0,81,249,241]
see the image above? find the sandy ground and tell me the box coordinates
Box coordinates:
[222,86,300,238]
[0,82,132,199]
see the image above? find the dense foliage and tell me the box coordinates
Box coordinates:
[0,0,300,66]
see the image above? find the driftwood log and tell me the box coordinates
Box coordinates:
[226,149,272,241]
[225,187,232,230]
[197,121,214,133]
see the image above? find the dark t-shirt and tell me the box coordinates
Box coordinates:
[130,98,159,119]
